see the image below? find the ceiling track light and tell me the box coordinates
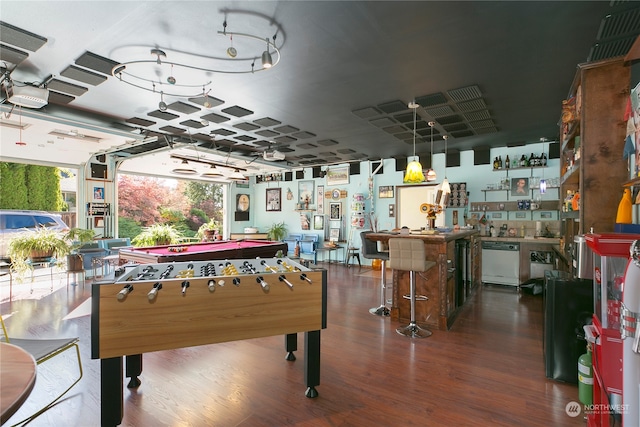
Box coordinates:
[403,101,425,184]
[159,91,168,112]
[111,13,284,98]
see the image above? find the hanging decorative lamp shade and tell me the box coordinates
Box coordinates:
[403,101,425,184]
[426,121,437,181]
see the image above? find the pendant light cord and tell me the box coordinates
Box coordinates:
[412,105,417,157]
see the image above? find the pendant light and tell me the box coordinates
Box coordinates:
[539,141,547,194]
[403,101,425,183]
[441,135,451,194]
[426,121,437,181]
[201,164,223,178]
[261,37,273,68]
[229,168,247,181]
[172,159,197,175]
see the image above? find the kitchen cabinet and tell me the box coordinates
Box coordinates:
[559,57,630,258]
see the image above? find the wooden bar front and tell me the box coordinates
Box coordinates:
[366,230,479,330]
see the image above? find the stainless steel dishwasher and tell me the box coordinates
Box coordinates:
[481,241,520,286]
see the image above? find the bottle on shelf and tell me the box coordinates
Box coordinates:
[498,155,503,169]
[493,157,499,170]
[520,155,527,167]
[541,152,547,166]
[564,190,574,212]
[505,155,510,169]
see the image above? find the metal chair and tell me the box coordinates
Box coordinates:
[388,238,436,338]
[360,231,389,316]
[0,315,83,425]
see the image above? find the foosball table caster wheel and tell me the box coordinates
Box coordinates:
[285,351,296,361]
[127,377,141,388]
[305,386,318,398]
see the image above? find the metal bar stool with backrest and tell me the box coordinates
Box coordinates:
[388,238,436,338]
[360,231,390,316]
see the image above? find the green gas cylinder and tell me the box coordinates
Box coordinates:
[578,343,593,406]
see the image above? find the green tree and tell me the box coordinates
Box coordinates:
[185,182,223,223]
[0,162,62,210]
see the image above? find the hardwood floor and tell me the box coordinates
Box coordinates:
[0,263,584,427]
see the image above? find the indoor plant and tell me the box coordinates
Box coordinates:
[131,223,182,247]
[7,227,71,280]
[266,221,288,241]
[64,227,96,271]
[197,219,222,241]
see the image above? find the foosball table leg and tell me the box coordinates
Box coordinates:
[101,357,123,427]
[304,330,320,398]
[126,354,143,388]
[285,333,297,361]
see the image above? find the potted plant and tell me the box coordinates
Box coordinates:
[267,221,288,242]
[131,224,182,247]
[7,227,71,280]
[197,219,221,241]
[64,227,96,271]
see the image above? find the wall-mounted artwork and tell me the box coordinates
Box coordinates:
[298,180,314,206]
[266,188,281,212]
[329,202,341,220]
[93,186,104,200]
[379,185,394,199]
[317,185,324,214]
[326,165,350,186]
[511,177,529,197]
[313,215,325,230]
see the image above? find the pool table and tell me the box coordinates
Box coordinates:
[118,240,288,264]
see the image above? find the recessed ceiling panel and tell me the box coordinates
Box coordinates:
[275,135,297,144]
[221,105,253,117]
[277,146,295,153]
[457,99,487,112]
[292,131,316,139]
[0,43,28,65]
[148,110,179,120]
[377,100,407,114]
[319,151,336,156]
[317,139,339,146]
[297,143,317,149]
[201,112,230,123]
[425,105,455,118]
[415,93,448,107]
[352,106,382,118]
[383,125,406,134]
[47,79,88,96]
[464,110,491,121]
[210,128,235,136]
[447,85,482,102]
[159,125,185,133]
[469,119,496,129]
[369,117,396,128]
[188,95,224,108]
[75,51,119,75]
[234,135,257,142]
[168,102,200,115]
[0,22,47,52]
[394,112,415,123]
[180,119,206,129]
[443,123,469,132]
[337,148,356,154]
[47,91,74,104]
[233,122,260,131]
[253,117,281,127]
[59,65,107,86]
[255,129,279,138]
[274,125,299,134]
[126,117,156,127]
[437,115,464,125]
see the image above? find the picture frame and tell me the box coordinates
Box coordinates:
[511,177,529,197]
[235,180,250,188]
[236,194,250,213]
[329,228,340,242]
[93,186,104,201]
[378,185,394,199]
[313,214,325,230]
[326,165,350,186]
[317,185,324,214]
[329,202,341,220]
[298,180,314,205]
[265,188,281,212]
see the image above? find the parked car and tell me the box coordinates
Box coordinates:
[0,210,70,260]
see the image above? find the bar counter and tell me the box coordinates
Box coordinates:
[366,230,480,331]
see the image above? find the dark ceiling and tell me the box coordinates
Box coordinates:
[1,1,640,176]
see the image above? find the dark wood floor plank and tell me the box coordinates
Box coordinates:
[0,264,583,426]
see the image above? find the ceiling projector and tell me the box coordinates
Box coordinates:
[263,150,285,161]
[7,84,49,108]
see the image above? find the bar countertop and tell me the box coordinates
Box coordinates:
[366,229,478,242]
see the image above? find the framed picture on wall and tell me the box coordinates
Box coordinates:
[378,185,394,198]
[317,185,324,214]
[326,165,350,186]
[511,177,529,196]
[266,188,281,211]
[93,186,104,200]
[329,228,340,242]
[298,180,314,205]
[313,215,325,230]
[329,202,341,220]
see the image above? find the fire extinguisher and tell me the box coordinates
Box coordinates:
[578,343,593,406]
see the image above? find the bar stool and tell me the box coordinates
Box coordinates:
[388,238,436,338]
[360,231,389,316]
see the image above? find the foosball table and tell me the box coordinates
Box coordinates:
[91,257,327,427]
